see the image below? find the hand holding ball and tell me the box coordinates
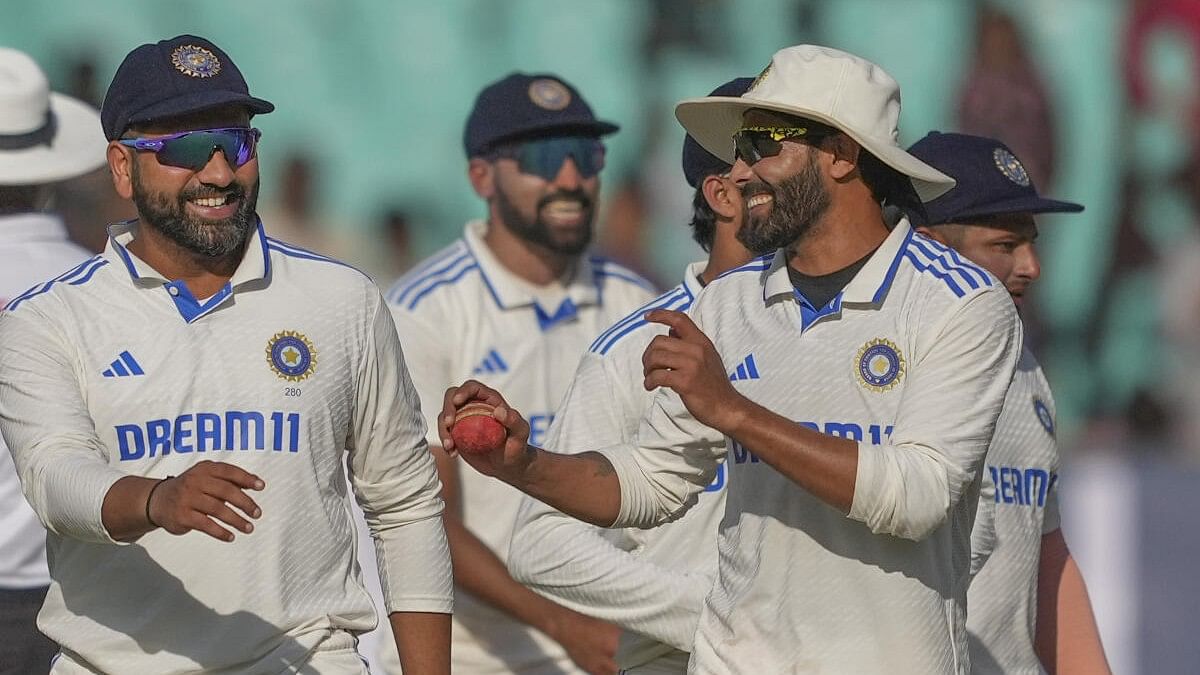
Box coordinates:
[450,402,507,454]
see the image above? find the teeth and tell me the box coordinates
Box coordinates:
[747,195,773,208]
[192,196,228,208]
[545,203,582,215]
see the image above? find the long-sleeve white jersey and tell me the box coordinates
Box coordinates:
[384,220,657,674]
[596,218,1023,674]
[0,219,452,674]
[0,213,93,590]
[509,262,726,673]
[967,345,1060,674]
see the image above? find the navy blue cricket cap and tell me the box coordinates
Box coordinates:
[682,77,755,188]
[101,35,274,140]
[907,131,1083,225]
[463,73,618,157]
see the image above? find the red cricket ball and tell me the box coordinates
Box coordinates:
[450,402,507,454]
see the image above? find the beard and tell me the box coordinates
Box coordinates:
[736,151,831,253]
[495,186,594,256]
[131,164,259,258]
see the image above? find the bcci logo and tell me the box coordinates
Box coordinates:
[1033,397,1055,436]
[171,45,221,78]
[993,148,1030,187]
[856,338,905,392]
[266,330,317,382]
[528,79,571,111]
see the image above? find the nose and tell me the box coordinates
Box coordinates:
[1015,243,1041,282]
[729,157,755,186]
[195,147,237,187]
[551,157,583,190]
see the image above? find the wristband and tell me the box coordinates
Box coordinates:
[145,476,173,527]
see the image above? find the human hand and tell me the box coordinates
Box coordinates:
[147,460,264,542]
[643,309,746,432]
[438,380,533,481]
[549,608,620,675]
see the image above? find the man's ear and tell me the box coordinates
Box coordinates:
[467,158,495,200]
[107,142,134,200]
[826,134,861,181]
[702,174,739,219]
[915,224,950,246]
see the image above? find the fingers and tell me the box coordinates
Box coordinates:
[644,309,701,338]
[440,380,511,453]
[156,461,266,542]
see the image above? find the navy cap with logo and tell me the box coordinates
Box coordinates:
[906,131,1083,225]
[463,73,618,157]
[682,77,754,188]
[101,34,274,140]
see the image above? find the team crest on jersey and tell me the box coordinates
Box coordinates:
[171,45,221,78]
[266,330,317,382]
[993,148,1031,187]
[856,338,905,392]
[1033,397,1055,436]
[528,79,571,111]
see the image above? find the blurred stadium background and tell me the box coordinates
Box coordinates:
[4,0,1198,671]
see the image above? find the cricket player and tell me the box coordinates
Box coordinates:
[0,35,451,674]
[907,131,1111,675]
[437,45,1024,674]
[383,73,657,674]
[507,78,757,675]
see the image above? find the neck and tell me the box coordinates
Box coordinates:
[126,221,244,298]
[482,217,575,286]
[787,190,887,275]
[699,220,756,285]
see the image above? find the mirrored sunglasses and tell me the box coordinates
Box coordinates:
[118,127,262,171]
[732,125,827,165]
[491,136,605,181]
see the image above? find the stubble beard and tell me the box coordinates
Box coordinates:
[736,153,831,253]
[131,163,260,259]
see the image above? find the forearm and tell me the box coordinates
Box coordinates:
[498,448,623,527]
[100,475,163,541]
[1037,531,1111,674]
[719,396,858,512]
[389,611,450,675]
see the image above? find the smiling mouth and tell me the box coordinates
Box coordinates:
[541,200,586,224]
[189,193,238,208]
[747,194,773,209]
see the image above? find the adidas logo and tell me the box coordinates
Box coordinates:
[728,354,760,382]
[472,349,509,375]
[102,351,145,378]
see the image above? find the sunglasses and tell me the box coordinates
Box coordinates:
[732,125,829,165]
[490,136,605,181]
[118,127,262,171]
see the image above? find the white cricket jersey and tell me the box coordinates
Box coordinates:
[0,219,451,674]
[509,262,727,673]
[967,345,1060,674]
[597,217,1023,674]
[385,220,657,674]
[0,213,92,589]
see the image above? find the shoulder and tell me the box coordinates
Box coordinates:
[588,254,657,295]
[383,238,476,314]
[709,253,776,292]
[588,283,695,356]
[3,254,110,314]
[900,232,1000,302]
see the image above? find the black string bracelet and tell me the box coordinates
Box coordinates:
[145,476,173,527]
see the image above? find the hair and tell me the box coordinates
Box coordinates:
[0,184,50,214]
[857,150,926,220]
[688,182,718,252]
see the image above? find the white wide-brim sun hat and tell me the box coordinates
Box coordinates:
[0,47,106,185]
[675,44,955,204]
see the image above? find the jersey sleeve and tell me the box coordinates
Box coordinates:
[508,349,710,650]
[850,288,1023,541]
[970,470,997,578]
[348,293,452,614]
[1042,474,1061,534]
[387,303,450,448]
[0,308,127,544]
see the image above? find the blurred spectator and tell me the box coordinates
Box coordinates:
[956,7,1058,191]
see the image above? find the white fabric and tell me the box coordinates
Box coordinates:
[0,213,91,589]
[674,44,954,202]
[383,220,657,674]
[597,218,1022,674]
[967,345,1061,674]
[0,49,106,184]
[509,262,725,672]
[0,219,451,674]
